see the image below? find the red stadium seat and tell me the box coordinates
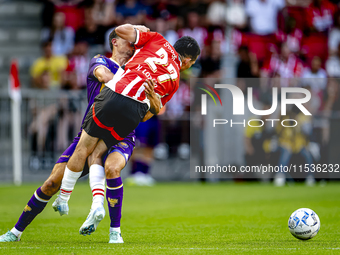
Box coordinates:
[301,34,328,67]
[55,5,85,31]
[286,6,306,30]
[246,34,276,62]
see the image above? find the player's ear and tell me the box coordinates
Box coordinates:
[182,57,192,67]
[111,38,118,47]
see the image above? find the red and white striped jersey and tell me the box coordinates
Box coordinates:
[106,30,181,108]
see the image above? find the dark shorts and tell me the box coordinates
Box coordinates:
[56,133,135,177]
[82,87,149,148]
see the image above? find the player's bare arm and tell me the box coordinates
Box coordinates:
[141,79,160,122]
[115,24,150,43]
[94,66,114,83]
[144,79,160,115]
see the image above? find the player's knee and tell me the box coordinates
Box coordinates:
[105,164,122,179]
[43,179,60,195]
[75,145,92,159]
[88,153,102,166]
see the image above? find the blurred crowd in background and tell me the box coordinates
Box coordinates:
[26,0,340,183]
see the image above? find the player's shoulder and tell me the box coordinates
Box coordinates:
[154,32,167,42]
[92,54,110,65]
[144,31,166,44]
[153,31,164,38]
[148,33,176,53]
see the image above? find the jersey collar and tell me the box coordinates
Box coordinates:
[109,57,120,67]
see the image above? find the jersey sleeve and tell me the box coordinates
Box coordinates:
[134,30,159,49]
[88,55,111,80]
[160,92,175,108]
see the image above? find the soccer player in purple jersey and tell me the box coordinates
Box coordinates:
[57,24,199,243]
[0,25,154,243]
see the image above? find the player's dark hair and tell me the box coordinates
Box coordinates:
[173,36,200,61]
[109,27,119,51]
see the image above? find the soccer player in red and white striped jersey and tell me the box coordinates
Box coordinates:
[107,29,182,107]
[57,24,200,239]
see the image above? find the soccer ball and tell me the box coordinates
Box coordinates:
[288,208,320,240]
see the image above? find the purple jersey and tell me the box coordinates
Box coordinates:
[83,54,119,125]
[83,54,135,139]
[56,54,136,167]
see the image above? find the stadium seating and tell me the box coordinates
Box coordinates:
[245,34,276,62]
[0,0,42,87]
[301,34,328,67]
[286,6,306,30]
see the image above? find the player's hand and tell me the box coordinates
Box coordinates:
[134,25,150,33]
[144,79,160,115]
[144,79,156,96]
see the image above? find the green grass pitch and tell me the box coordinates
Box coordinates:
[0,182,339,254]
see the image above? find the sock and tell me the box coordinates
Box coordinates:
[59,166,82,201]
[110,227,121,233]
[13,187,51,234]
[89,164,105,210]
[10,227,22,238]
[106,177,123,228]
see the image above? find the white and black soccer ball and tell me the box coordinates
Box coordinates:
[288,208,320,240]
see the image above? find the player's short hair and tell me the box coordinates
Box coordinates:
[109,27,119,51]
[173,36,200,61]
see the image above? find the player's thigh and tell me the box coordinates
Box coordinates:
[88,139,108,166]
[74,130,100,155]
[68,130,99,171]
[104,152,126,179]
[41,162,67,196]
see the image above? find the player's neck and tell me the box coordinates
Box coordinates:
[116,57,129,67]
[109,56,120,66]
[111,57,126,67]
[111,52,127,67]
